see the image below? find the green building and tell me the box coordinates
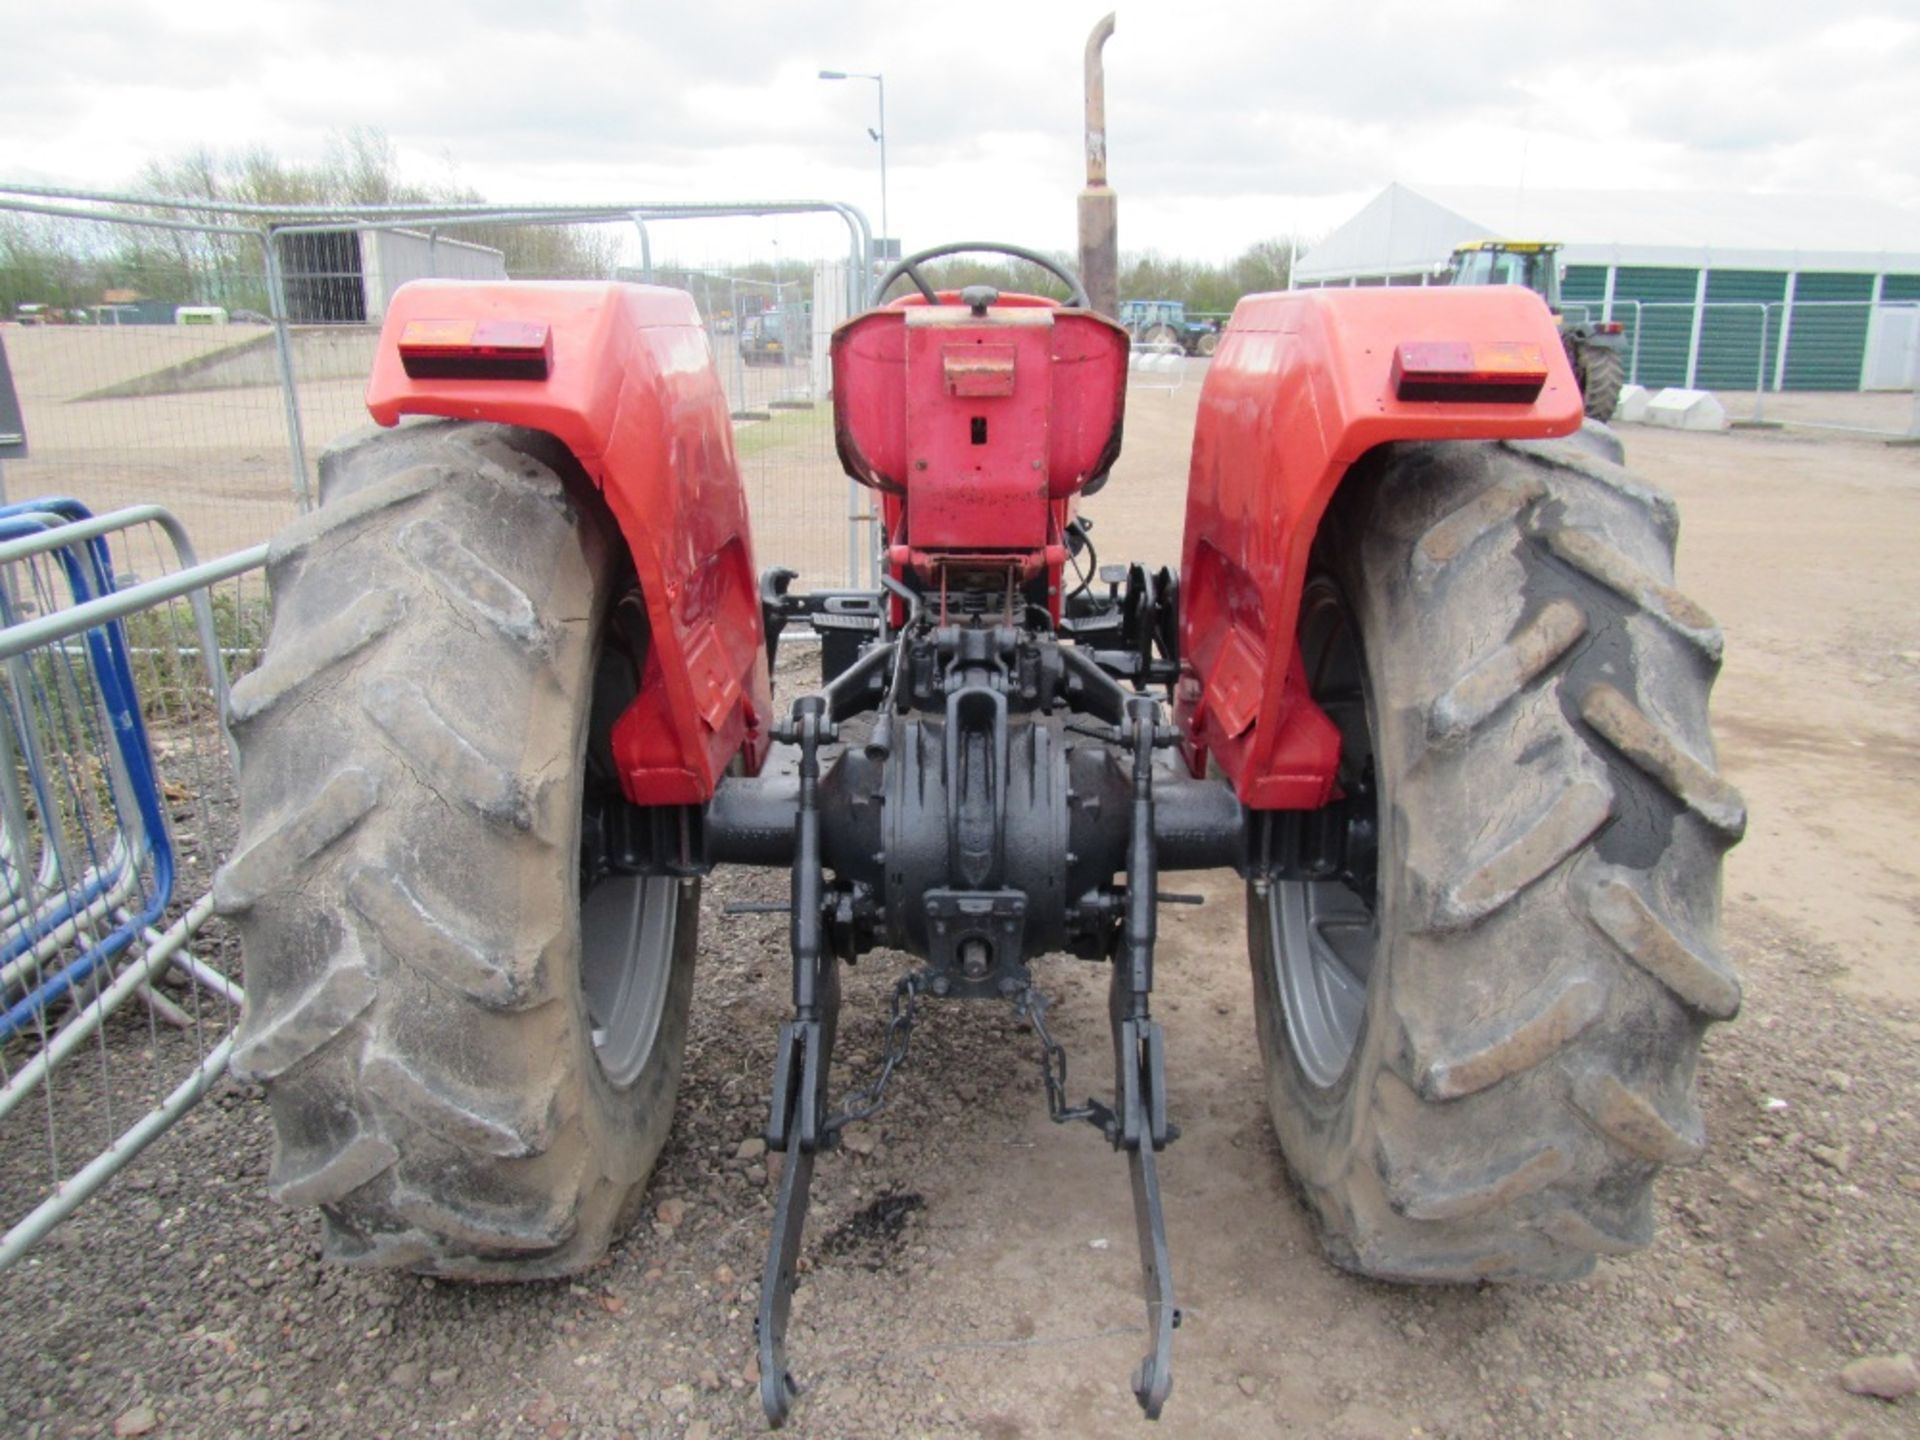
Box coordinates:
[1293,184,1920,393]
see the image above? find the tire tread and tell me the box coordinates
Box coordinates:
[1253,433,1739,1282]
[223,421,694,1282]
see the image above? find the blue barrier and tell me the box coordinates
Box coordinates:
[0,497,175,1041]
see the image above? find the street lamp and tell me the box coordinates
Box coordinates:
[818,68,887,258]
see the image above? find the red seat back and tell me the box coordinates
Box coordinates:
[832,298,1128,554]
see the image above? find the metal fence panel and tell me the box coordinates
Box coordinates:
[1612,299,1919,435]
[265,208,865,590]
[0,183,879,1255]
[0,210,301,559]
[0,501,264,1268]
[3,190,876,586]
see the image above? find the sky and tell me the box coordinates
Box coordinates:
[2,0,1916,265]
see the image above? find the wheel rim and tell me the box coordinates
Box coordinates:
[577,598,680,1089]
[1266,575,1381,1092]
[580,874,680,1088]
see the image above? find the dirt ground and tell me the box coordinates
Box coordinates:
[2,365,1918,1440]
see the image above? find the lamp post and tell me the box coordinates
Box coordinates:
[818,69,887,258]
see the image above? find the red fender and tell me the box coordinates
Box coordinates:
[366,280,770,805]
[1178,285,1584,808]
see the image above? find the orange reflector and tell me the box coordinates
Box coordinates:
[1391,340,1547,403]
[398,319,553,380]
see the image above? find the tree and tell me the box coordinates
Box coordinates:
[0,217,103,313]
[124,130,621,293]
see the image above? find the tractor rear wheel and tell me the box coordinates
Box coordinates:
[217,419,697,1279]
[1249,433,1742,1281]
[1580,345,1625,421]
[1145,323,1181,351]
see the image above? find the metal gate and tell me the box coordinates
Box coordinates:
[0,500,265,1268]
[0,185,878,582]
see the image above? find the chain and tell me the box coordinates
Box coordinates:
[1012,985,1101,1127]
[825,972,924,1135]
[823,975,1110,1138]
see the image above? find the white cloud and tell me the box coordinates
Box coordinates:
[1,0,1913,261]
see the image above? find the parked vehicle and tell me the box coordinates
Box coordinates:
[222,43,1737,1432]
[1443,240,1627,420]
[1118,297,1218,355]
[739,303,810,364]
[14,303,89,326]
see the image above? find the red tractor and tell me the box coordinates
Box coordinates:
[219,238,1740,1424]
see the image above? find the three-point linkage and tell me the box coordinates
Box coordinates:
[1097,697,1181,1418]
[1011,697,1182,1417]
[755,695,836,1427]
[745,658,1198,1425]
[709,544,1251,1429]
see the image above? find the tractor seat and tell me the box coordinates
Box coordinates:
[831,293,1129,551]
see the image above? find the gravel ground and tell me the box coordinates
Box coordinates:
[3,410,1918,1438]
[2,867,1917,1440]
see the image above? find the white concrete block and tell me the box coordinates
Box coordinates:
[1614,384,1652,424]
[1645,388,1729,432]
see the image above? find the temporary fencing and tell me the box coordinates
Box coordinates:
[1,186,880,583]
[1127,335,1189,393]
[1561,297,1920,438]
[0,497,265,1268]
[0,181,885,1260]
[0,202,303,559]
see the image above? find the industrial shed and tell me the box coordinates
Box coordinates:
[1293,184,1920,392]
[280,227,506,325]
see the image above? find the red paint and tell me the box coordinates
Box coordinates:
[833,293,1127,610]
[366,280,771,804]
[1179,285,1583,808]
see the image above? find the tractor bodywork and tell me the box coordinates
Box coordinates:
[832,290,1128,604]
[1181,286,1580,805]
[358,265,1581,1419]
[366,276,1578,823]
[367,280,773,805]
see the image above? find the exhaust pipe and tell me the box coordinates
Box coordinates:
[1078,13,1118,318]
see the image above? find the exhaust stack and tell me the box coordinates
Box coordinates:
[1078,13,1118,318]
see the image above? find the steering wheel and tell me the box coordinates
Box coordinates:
[870,240,1092,309]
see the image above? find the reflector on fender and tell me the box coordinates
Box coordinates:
[1391,340,1547,403]
[398,319,553,380]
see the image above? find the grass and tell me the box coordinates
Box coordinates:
[0,577,266,900]
[732,404,833,463]
[117,580,270,723]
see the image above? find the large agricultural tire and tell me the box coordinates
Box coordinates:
[216,419,697,1280]
[1249,432,1744,1282]
[1580,345,1625,422]
[1195,330,1219,358]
